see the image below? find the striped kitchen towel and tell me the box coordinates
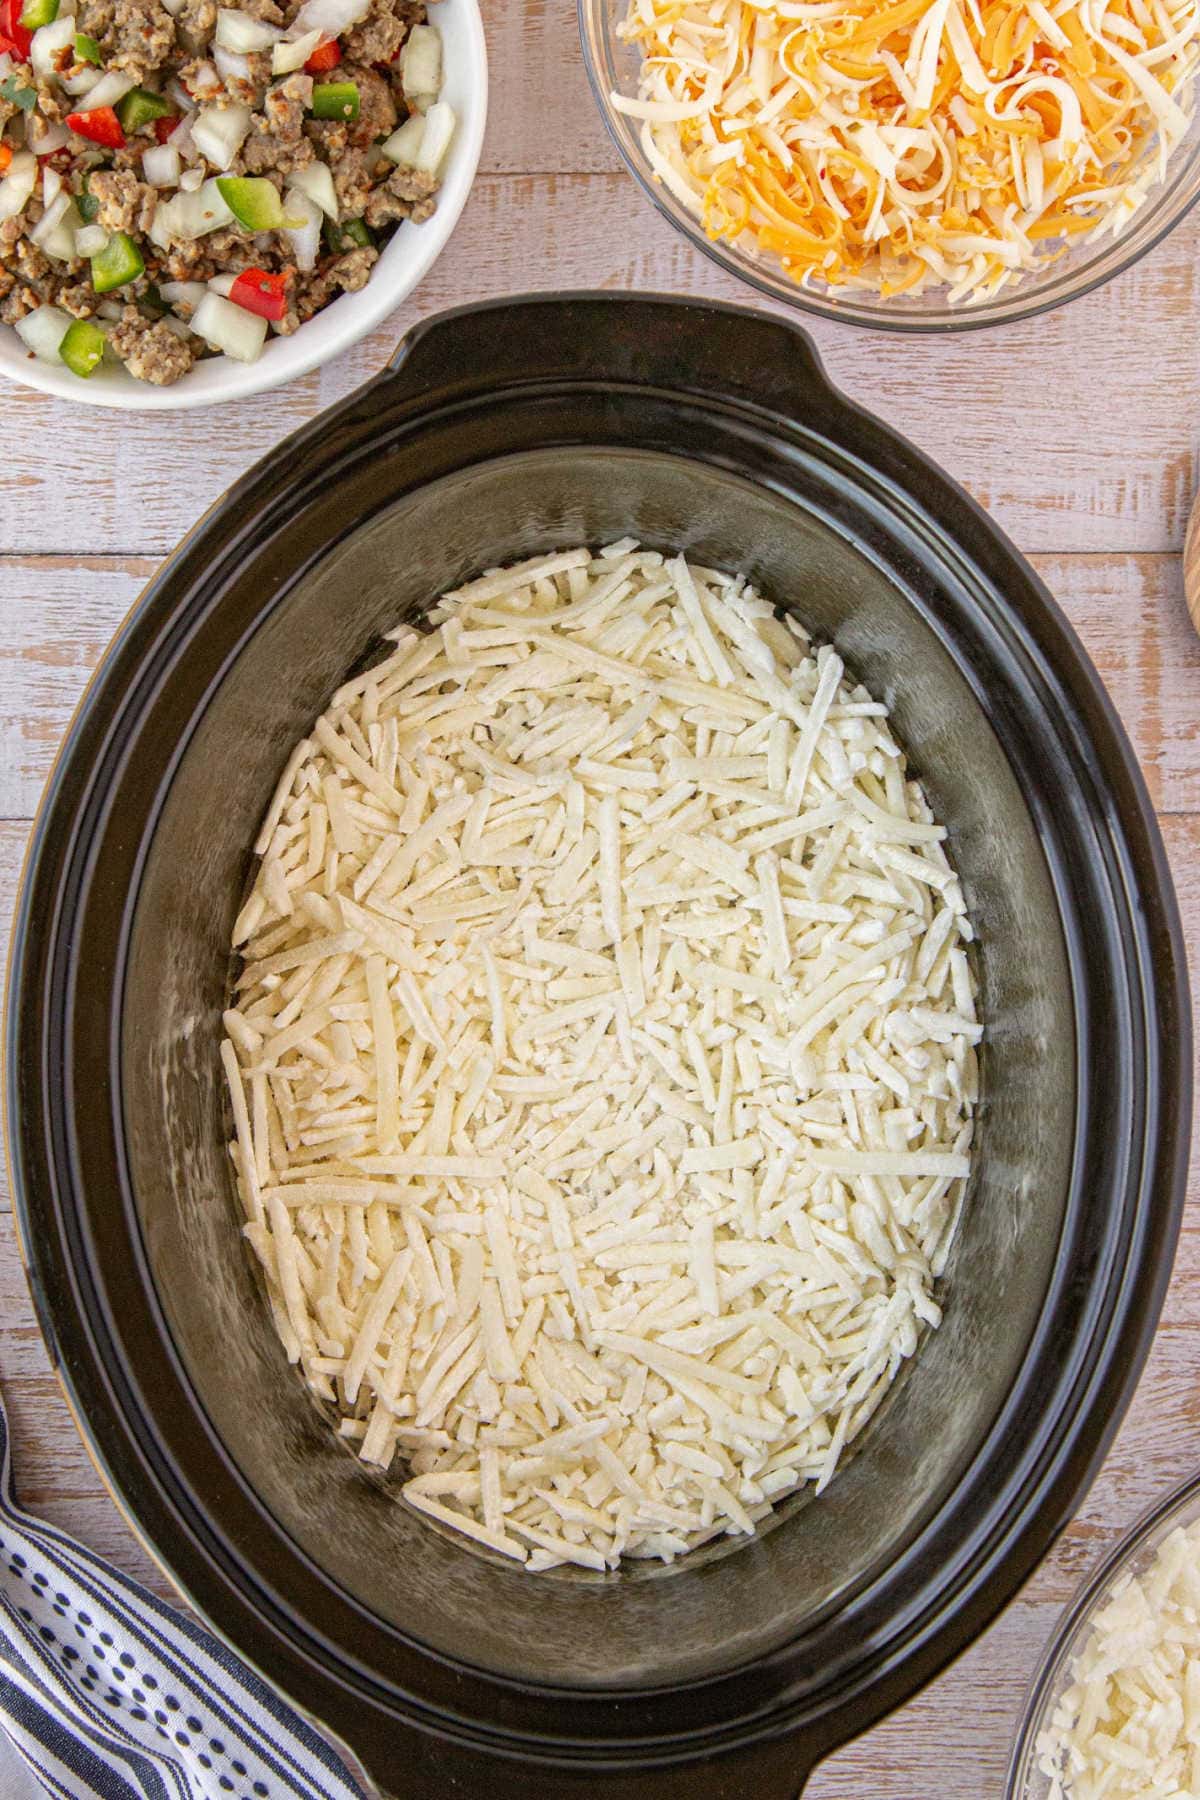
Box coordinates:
[0,1384,366,1800]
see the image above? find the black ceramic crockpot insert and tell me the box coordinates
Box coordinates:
[5,296,1192,1798]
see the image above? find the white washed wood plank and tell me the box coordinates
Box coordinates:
[1032,553,1200,817]
[0,813,1197,1796]
[478,0,623,174]
[0,176,1196,560]
[3,552,1196,818]
[0,558,157,821]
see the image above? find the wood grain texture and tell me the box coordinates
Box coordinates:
[0,173,1197,558]
[1,11,1199,1786]
[4,551,1197,818]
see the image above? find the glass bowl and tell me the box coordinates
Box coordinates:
[1007,1471,1200,1797]
[577,0,1200,333]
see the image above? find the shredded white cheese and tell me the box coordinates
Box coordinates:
[222,545,979,1571]
[1035,1518,1200,1798]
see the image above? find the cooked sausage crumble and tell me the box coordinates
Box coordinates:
[0,0,453,382]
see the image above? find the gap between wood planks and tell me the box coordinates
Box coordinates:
[0,172,1196,560]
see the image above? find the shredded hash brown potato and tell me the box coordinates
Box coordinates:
[612,0,1200,304]
[1035,1518,1200,1797]
[221,544,980,1571]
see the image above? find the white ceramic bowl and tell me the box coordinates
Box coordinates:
[0,0,486,409]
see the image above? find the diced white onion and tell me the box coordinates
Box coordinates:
[212,43,252,84]
[191,289,268,362]
[42,164,62,206]
[14,303,71,363]
[283,185,321,269]
[413,98,454,173]
[160,0,186,15]
[178,164,205,191]
[30,14,77,77]
[380,113,423,167]
[289,0,368,38]
[29,189,77,260]
[166,76,197,111]
[207,270,238,294]
[215,7,281,50]
[159,278,208,308]
[271,25,321,71]
[28,117,71,155]
[154,175,235,241]
[29,189,69,238]
[288,156,338,218]
[190,100,252,165]
[96,299,123,320]
[400,24,442,100]
[185,59,222,99]
[142,142,181,186]
[170,116,195,159]
[160,312,193,338]
[74,221,108,255]
[0,150,36,222]
[62,65,101,96]
[146,207,173,253]
[80,69,136,110]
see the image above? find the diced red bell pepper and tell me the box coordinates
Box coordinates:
[0,0,31,58]
[229,266,293,322]
[305,36,341,71]
[152,112,181,143]
[66,105,127,148]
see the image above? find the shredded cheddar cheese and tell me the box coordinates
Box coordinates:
[612,0,1200,303]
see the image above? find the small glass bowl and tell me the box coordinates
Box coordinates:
[1007,1471,1200,1797]
[577,0,1200,333]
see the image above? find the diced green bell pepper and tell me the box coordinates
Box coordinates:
[74,30,102,62]
[76,182,100,224]
[90,229,144,294]
[215,174,284,231]
[59,317,106,377]
[116,86,171,133]
[310,80,359,121]
[19,0,58,29]
[321,215,372,254]
[0,77,36,111]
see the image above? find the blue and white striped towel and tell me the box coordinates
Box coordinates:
[0,1384,367,1800]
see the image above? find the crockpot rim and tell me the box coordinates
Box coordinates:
[4,292,1192,1789]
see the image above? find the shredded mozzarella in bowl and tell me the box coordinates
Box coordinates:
[1022,1496,1200,1799]
[609,0,1200,306]
[221,544,980,1572]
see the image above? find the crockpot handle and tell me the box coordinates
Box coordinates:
[382,292,840,423]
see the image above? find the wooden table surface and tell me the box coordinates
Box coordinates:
[2,1,1199,1792]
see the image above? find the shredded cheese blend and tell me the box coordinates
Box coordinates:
[1035,1519,1200,1797]
[612,0,1200,303]
[221,545,980,1571]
